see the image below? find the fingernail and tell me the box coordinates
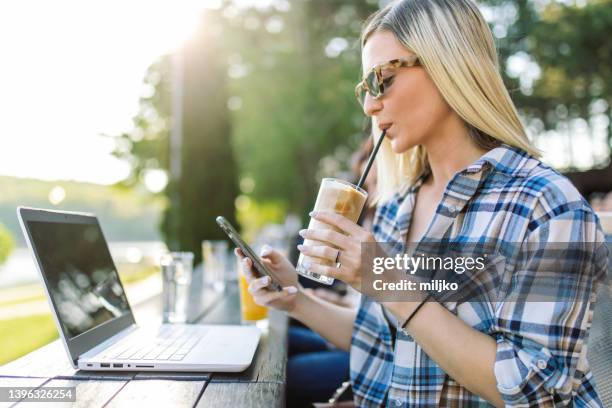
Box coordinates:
[263,276,270,284]
[297,244,303,250]
[299,229,306,236]
[285,286,297,294]
[309,211,317,217]
[260,245,272,256]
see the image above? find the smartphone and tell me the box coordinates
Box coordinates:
[216,216,282,291]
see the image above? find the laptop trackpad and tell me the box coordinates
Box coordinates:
[186,325,261,368]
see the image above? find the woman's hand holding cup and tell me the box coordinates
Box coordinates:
[297,210,375,292]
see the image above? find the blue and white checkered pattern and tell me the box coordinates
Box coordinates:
[350,145,609,407]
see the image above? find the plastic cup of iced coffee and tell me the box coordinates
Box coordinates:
[296,178,368,285]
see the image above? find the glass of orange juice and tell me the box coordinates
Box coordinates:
[238,263,268,323]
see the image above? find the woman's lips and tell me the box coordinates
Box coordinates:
[378,122,392,131]
[379,123,393,137]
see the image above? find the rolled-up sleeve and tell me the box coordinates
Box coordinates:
[493,208,608,407]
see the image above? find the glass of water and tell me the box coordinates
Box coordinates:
[161,252,193,323]
[202,240,228,292]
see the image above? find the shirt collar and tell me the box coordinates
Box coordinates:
[393,144,536,209]
[463,144,537,178]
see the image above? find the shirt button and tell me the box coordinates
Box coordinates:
[448,206,458,215]
[394,399,402,406]
[537,359,547,370]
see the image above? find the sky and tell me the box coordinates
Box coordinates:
[0,0,212,185]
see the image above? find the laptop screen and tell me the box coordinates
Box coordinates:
[27,220,131,339]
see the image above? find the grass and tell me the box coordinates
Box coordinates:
[0,283,44,307]
[118,264,160,284]
[0,294,46,308]
[0,314,58,366]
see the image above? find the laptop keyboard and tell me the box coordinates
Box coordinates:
[102,326,208,362]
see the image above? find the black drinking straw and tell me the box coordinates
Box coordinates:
[357,129,386,189]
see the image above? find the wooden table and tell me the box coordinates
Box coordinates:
[0,283,288,407]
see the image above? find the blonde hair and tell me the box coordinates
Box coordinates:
[362,0,539,202]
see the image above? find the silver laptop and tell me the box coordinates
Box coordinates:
[18,207,260,372]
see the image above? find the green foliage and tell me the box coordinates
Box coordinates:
[0,314,58,365]
[112,2,375,242]
[166,19,239,263]
[0,176,164,246]
[0,222,14,265]
[112,13,240,261]
[226,1,377,217]
[111,56,172,188]
[529,1,611,122]
[484,0,612,167]
[236,198,288,243]
[112,0,611,238]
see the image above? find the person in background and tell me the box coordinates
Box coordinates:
[591,192,612,212]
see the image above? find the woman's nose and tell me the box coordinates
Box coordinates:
[362,94,383,117]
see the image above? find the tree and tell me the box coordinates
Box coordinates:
[112,12,239,262]
[224,0,378,221]
[113,0,612,242]
[163,17,240,260]
[483,0,612,195]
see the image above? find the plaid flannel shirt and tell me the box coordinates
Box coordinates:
[350,145,608,407]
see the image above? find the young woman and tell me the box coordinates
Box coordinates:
[236,0,608,406]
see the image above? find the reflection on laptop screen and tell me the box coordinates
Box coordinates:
[27,220,130,339]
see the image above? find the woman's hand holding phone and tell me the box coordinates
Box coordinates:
[234,245,300,312]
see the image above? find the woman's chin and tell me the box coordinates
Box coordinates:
[390,138,414,154]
